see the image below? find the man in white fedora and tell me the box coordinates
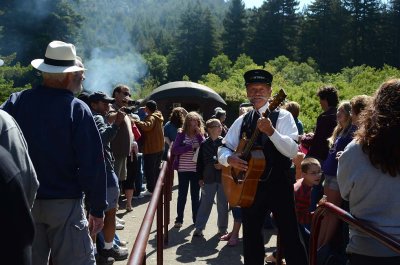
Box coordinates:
[1,41,108,265]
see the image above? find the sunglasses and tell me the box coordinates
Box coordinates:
[307,171,323,176]
[121,91,131,97]
[208,124,222,128]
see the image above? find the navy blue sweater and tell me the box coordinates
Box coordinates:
[1,85,107,217]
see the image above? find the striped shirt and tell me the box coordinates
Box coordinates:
[178,134,200,172]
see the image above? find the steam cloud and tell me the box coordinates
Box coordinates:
[83,48,147,95]
[72,1,148,96]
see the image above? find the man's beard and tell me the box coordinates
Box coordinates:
[73,85,83,96]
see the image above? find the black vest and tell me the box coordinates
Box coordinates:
[240,109,292,182]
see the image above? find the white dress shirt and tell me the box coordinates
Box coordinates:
[218,102,298,167]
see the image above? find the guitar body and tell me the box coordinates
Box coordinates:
[221,144,266,208]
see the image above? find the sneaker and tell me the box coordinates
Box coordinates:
[141,190,152,196]
[174,222,182,228]
[116,217,125,225]
[95,253,115,265]
[99,245,128,261]
[116,222,124,230]
[133,194,144,199]
[193,229,203,237]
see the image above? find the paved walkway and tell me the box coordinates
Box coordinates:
[114,176,278,265]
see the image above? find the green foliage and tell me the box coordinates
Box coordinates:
[1,0,400,132]
[0,57,34,103]
[201,54,400,131]
[0,0,82,65]
[137,77,159,99]
[209,54,232,79]
[143,52,168,84]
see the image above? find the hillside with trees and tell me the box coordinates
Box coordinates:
[1,0,399,130]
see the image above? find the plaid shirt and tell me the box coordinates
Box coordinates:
[294,178,312,225]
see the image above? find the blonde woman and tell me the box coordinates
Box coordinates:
[171,112,205,228]
[318,101,356,247]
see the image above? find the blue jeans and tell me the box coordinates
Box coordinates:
[176,171,200,224]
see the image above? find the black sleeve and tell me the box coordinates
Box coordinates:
[196,142,205,179]
[0,146,35,265]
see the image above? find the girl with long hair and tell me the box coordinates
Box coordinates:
[171,111,205,228]
[318,101,356,247]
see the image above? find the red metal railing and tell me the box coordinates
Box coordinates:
[126,153,174,265]
[309,202,400,265]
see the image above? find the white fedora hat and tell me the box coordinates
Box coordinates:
[31,40,86,73]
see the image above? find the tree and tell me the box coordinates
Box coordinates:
[143,52,168,84]
[209,54,233,80]
[222,0,247,61]
[248,0,300,64]
[168,2,218,81]
[200,8,219,77]
[344,0,384,67]
[385,0,400,67]
[299,0,349,72]
[0,0,82,65]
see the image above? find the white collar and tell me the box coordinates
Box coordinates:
[256,101,269,115]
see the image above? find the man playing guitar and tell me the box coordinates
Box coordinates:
[218,69,308,265]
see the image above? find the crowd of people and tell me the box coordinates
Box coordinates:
[1,39,399,265]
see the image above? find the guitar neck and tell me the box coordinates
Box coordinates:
[240,88,287,160]
[242,109,270,159]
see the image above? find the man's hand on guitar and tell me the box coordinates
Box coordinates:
[257,117,275,136]
[227,154,248,171]
[214,163,223,170]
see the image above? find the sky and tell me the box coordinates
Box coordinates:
[243,0,312,9]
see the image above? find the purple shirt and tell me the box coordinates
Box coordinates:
[322,125,356,176]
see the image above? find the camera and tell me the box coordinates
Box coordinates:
[119,99,141,114]
[120,106,136,114]
[127,99,140,106]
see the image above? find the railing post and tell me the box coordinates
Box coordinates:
[164,160,172,245]
[309,207,326,265]
[157,182,164,265]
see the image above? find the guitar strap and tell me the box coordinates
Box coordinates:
[240,108,280,142]
[240,109,280,182]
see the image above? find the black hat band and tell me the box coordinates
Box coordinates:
[44,57,76,67]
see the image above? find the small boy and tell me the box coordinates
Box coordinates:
[265,157,321,264]
[295,157,322,227]
[193,118,229,237]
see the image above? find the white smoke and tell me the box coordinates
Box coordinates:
[83,48,147,95]
[73,0,148,96]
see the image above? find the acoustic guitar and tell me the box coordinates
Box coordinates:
[221,89,287,207]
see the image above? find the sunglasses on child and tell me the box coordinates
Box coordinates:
[307,171,323,176]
